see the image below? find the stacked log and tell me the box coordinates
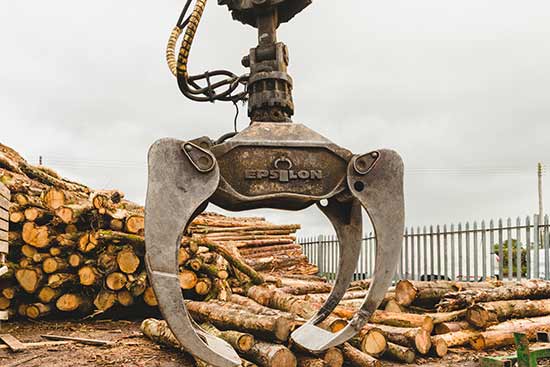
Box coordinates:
[5,142,550,366]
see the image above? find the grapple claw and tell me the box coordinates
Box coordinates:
[145,138,241,367]
[291,199,363,351]
[346,149,405,330]
[291,149,404,352]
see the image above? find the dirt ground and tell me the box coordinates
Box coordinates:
[0,319,549,367]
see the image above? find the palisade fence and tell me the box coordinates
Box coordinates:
[299,214,550,283]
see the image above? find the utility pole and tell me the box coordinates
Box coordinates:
[539,162,544,225]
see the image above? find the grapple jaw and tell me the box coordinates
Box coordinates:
[145,124,405,365]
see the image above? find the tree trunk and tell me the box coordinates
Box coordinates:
[25,302,52,319]
[56,293,92,313]
[384,342,415,364]
[243,341,297,367]
[94,289,117,311]
[470,316,550,350]
[340,343,380,367]
[42,257,68,274]
[438,279,550,311]
[22,222,55,248]
[185,300,295,342]
[116,246,140,274]
[368,311,434,332]
[78,265,100,287]
[432,329,481,348]
[434,321,473,335]
[15,268,43,293]
[178,270,198,290]
[105,272,128,291]
[200,322,255,353]
[467,299,550,328]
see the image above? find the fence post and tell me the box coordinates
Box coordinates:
[545,215,549,280]
[534,215,540,279]
[526,216,532,279]
[481,220,487,280]
[465,222,471,281]
[451,224,456,280]
[473,221,478,282]
[516,217,522,282]
[317,234,324,275]
[443,225,448,280]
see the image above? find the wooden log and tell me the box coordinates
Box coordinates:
[26,303,52,319]
[105,272,128,291]
[0,296,10,310]
[192,237,264,285]
[48,273,78,289]
[178,247,191,266]
[432,329,481,348]
[56,293,92,313]
[56,232,81,247]
[125,214,144,234]
[9,208,26,224]
[21,244,37,258]
[395,280,501,307]
[246,285,318,319]
[141,317,184,350]
[384,298,405,313]
[369,311,434,332]
[15,268,43,293]
[467,299,550,328]
[228,294,295,319]
[49,247,62,256]
[200,322,255,353]
[429,309,467,324]
[116,290,135,307]
[24,207,51,223]
[243,341,297,367]
[94,289,118,311]
[55,203,93,224]
[94,230,144,250]
[78,232,99,253]
[143,287,158,306]
[32,252,51,263]
[97,251,118,272]
[1,287,17,300]
[384,342,416,364]
[470,315,550,350]
[297,356,329,367]
[340,343,380,367]
[438,280,550,311]
[116,246,140,274]
[200,262,229,280]
[278,281,333,296]
[37,286,61,303]
[42,257,68,274]
[195,277,213,296]
[68,253,85,268]
[178,270,198,290]
[22,222,54,248]
[357,327,387,358]
[322,348,344,367]
[430,336,448,357]
[434,321,473,335]
[129,271,147,296]
[357,324,431,355]
[185,300,295,342]
[78,265,101,287]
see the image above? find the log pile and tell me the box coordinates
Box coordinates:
[4,142,550,366]
[0,142,314,319]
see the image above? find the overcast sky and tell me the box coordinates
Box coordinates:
[1,1,548,236]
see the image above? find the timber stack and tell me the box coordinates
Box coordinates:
[4,142,550,366]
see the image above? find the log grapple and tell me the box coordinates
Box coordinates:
[145,1,405,365]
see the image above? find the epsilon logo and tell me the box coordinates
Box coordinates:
[245,156,323,182]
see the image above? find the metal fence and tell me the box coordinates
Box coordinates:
[299,214,550,282]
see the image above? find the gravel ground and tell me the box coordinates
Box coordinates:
[1,320,549,367]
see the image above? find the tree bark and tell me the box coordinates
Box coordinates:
[243,341,297,367]
[340,343,380,367]
[384,342,415,364]
[185,300,295,342]
[467,299,550,328]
